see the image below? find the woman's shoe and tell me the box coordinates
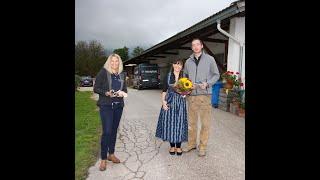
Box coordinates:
[107,154,120,163]
[169,147,176,155]
[99,160,107,171]
[176,148,183,156]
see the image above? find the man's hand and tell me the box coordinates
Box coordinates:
[199,82,208,90]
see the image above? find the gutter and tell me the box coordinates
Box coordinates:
[216,17,244,81]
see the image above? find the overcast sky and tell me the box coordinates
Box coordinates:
[75,0,235,50]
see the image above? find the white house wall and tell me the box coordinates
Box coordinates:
[227,16,245,85]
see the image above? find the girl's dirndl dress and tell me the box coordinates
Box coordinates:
[155,72,188,143]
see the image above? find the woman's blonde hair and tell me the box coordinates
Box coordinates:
[104,53,123,74]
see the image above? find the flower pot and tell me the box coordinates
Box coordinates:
[224,82,233,89]
[230,102,239,115]
[238,108,245,118]
[232,102,240,107]
[227,79,233,84]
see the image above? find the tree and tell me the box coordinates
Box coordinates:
[75,40,106,77]
[132,46,144,58]
[75,41,89,75]
[113,46,129,62]
[88,40,105,76]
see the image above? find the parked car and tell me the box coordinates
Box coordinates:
[80,76,93,87]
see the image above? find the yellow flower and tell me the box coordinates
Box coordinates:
[183,80,192,89]
[178,78,193,91]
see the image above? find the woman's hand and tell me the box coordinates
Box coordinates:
[116,90,128,97]
[105,90,120,97]
[162,100,169,111]
[105,90,114,97]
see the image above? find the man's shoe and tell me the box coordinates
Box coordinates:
[182,145,197,152]
[198,150,206,157]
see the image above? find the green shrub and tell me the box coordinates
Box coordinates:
[75,74,81,90]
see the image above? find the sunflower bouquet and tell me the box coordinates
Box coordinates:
[173,77,193,96]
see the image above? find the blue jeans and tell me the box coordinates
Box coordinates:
[99,104,123,160]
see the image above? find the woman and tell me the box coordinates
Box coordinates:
[93,53,128,171]
[155,59,188,156]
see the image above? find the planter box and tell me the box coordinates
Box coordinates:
[219,92,228,98]
[218,99,230,111]
[218,89,235,112]
[238,109,245,118]
[230,103,239,115]
[218,96,228,103]
[220,88,244,117]
[218,105,230,112]
[218,100,229,106]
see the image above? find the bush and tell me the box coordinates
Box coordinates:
[75,74,81,90]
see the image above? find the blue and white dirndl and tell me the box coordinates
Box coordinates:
[155,73,188,143]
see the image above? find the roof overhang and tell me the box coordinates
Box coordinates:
[124,0,245,65]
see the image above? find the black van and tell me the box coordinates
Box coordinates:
[133,63,160,89]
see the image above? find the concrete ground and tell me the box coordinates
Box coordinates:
[77,86,93,92]
[85,88,245,180]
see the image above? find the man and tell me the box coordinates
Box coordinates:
[183,38,220,156]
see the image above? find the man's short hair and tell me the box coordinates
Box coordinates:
[191,38,203,45]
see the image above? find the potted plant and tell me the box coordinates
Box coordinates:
[221,71,234,89]
[238,91,245,117]
[230,90,241,115]
[221,71,244,90]
[238,101,245,117]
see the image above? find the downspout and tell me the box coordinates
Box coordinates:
[216,19,244,83]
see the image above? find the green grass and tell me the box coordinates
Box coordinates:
[75,91,101,180]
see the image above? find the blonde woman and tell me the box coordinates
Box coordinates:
[93,53,128,171]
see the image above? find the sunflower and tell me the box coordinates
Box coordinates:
[177,78,193,91]
[183,79,192,89]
